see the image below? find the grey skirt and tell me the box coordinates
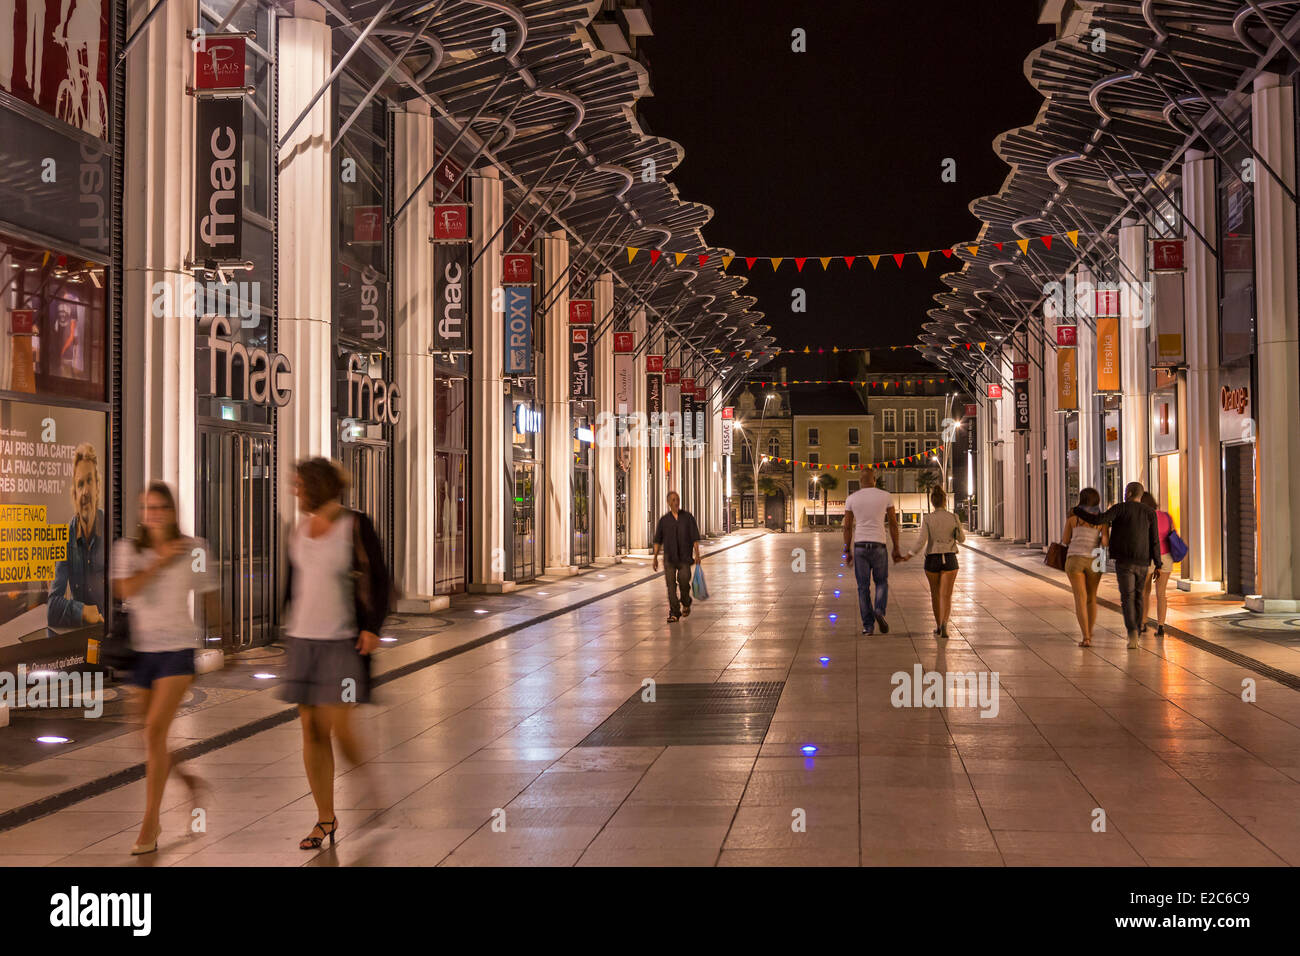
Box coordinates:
[280,636,371,706]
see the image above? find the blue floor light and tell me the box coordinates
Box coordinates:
[828,613,837,622]
[818,656,830,666]
[801,745,819,756]
[833,589,841,598]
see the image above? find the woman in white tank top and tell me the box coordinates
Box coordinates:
[1060,487,1110,647]
[902,487,965,639]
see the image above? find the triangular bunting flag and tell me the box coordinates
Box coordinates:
[868,255,881,269]
[892,253,905,268]
[698,254,709,266]
[722,255,733,269]
[674,252,687,265]
[1041,235,1052,250]
[967,246,978,257]
[917,251,931,268]
[994,242,1003,252]
[941,249,953,258]
[1015,239,1029,254]
[819,257,832,270]
[795,257,807,272]
[843,256,856,269]
[745,257,757,269]
[770,258,783,270]
[627,247,638,263]
[1067,230,1079,247]
[650,250,661,265]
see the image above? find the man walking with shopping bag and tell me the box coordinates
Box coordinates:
[652,490,701,623]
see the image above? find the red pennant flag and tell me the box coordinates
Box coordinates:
[843,256,856,269]
[994,242,1003,252]
[698,254,709,266]
[745,257,757,270]
[795,257,807,272]
[1041,235,1052,249]
[892,253,905,268]
[650,250,662,264]
[941,249,953,258]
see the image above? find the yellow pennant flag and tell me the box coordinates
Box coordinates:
[978,342,987,350]
[819,257,832,270]
[721,255,733,269]
[1067,230,1079,247]
[868,255,881,269]
[917,251,931,268]
[1015,238,1030,254]
[627,247,638,263]
[966,245,979,257]
[674,252,687,265]
[770,257,783,270]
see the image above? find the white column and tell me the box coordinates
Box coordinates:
[650,324,668,518]
[976,390,992,533]
[1000,354,1019,541]
[541,232,572,573]
[1027,326,1046,547]
[1009,346,1028,543]
[1044,339,1066,545]
[628,309,649,552]
[122,0,195,533]
[709,395,723,535]
[592,273,616,562]
[276,2,333,508]
[1181,149,1223,590]
[1249,74,1300,609]
[469,168,512,591]
[392,102,443,609]
[1119,218,1150,488]
[1075,267,1101,494]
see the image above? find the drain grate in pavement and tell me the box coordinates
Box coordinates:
[578,681,784,747]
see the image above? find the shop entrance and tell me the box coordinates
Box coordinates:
[572,468,593,568]
[763,489,785,530]
[341,439,390,554]
[434,450,466,593]
[1223,442,1258,597]
[615,467,629,554]
[509,462,538,582]
[196,423,275,652]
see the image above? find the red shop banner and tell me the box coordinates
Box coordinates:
[568,299,594,324]
[195,34,246,90]
[613,332,635,353]
[646,354,664,373]
[431,204,469,242]
[664,368,682,385]
[502,253,533,284]
[680,377,696,392]
[987,383,1003,399]
[5,0,111,137]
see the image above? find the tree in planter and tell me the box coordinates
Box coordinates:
[915,467,940,510]
[819,473,838,526]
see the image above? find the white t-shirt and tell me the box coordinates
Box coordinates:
[286,513,357,640]
[845,486,893,544]
[111,537,217,652]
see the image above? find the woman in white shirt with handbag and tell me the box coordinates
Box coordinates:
[903,487,965,639]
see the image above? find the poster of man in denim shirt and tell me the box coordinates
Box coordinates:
[47,442,105,630]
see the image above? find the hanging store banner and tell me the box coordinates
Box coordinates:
[1096,317,1120,391]
[569,300,594,324]
[352,206,382,245]
[613,332,635,353]
[502,253,533,285]
[431,204,470,242]
[1055,325,1077,347]
[665,367,681,385]
[1150,388,1178,455]
[434,154,466,201]
[339,264,387,342]
[503,286,533,375]
[646,354,664,373]
[195,35,247,90]
[964,403,977,418]
[1151,270,1185,367]
[1218,365,1252,442]
[1151,238,1185,271]
[695,386,707,402]
[433,241,469,354]
[614,353,634,412]
[570,327,592,400]
[194,97,243,260]
[986,383,1002,399]
[681,387,694,433]
[680,377,696,393]
[1014,379,1030,432]
[1095,288,1120,318]
[721,407,734,455]
[1012,363,1029,381]
[509,213,535,250]
[1056,347,1078,411]
[647,372,663,415]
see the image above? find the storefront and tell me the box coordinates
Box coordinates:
[0,0,114,671]
[569,293,594,569]
[1148,377,1183,577]
[503,214,539,582]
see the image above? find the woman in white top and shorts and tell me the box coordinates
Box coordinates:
[282,458,390,852]
[1061,487,1109,647]
[111,481,216,855]
[903,487,965,639]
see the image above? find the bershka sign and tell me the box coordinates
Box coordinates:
[646,354,664,373]
[433,243,468,353]
[613,332,635,353]
[1014,379,1030,432]
[503,253,533,285]
[344,354,401,424]
[194,97,242,259]
[195,35,246,90]
[569,300,594,324]
[202,317,291,406]
[504,286,533,375]
[571,327,592,399]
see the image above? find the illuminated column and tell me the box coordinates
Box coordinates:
[1075,266,1101,495]
[1249,74,1300,609]
[976,385,993,534]
[650,323,668,520]
[391,101,444,609]
[541,231,572,573]
[122,0,197,533]
[276,1,333,513]
[1119,218,1150,489]
[592,273,616,562]
[1027,327,1046,547]
[1044,333,1066,546]
[1181,149,1222,590]
[469,167,511,591]
[628,309,650,552]
[709,386,723,535]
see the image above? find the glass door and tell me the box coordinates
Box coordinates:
[509,462,537,582]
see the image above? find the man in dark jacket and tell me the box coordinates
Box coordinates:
[652,491,701,623]
[1075,481,1162,649]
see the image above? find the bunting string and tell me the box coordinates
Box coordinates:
[718,343,989,358]
[762,444,946,471]
[625,231,1080,271]
[746,378,949,388]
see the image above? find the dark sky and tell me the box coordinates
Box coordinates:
[640,1,1054,356]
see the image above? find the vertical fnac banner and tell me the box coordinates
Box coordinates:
[433,241,470,361]
[570,327,592,400]
[194,97,243,260]
[503,286,532,375]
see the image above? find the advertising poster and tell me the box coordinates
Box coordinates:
[570,326,591,399]
[0,400,107,669]
[1,0,111,138]
[504,286,533,375]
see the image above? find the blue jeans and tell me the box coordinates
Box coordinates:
[853,542,889,631]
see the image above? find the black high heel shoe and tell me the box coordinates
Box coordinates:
[300,818,338,850]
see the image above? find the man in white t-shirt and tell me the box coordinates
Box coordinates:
[841,468,902,635]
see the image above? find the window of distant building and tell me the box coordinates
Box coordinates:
[767,436,780,458]
[808,452,819,466]
[848,452,860,468]
[883,439,897,459]
[903,409,917,432]
[807,427,819,446]
[924,408,938,431]
[904,440,918,457]
[882,409,896,433]
[847,427,860,446]
[847,479,861,494]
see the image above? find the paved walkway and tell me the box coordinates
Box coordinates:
[2,529,1298,866]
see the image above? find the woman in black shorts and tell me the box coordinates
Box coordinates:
[904,487,966,639]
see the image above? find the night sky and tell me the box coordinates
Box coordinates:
[640,1,1053,362]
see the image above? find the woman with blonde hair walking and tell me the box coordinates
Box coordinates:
[903,487,964,639]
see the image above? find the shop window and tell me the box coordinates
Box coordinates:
[0,232,106,402]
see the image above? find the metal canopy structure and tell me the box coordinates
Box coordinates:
[317,0,769,388]
[922,0,1300,385]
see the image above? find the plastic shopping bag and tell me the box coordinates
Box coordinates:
[692,562,709,601]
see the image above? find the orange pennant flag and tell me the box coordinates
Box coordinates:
[771,258,783,270]
[674,252,687,265]
[1015,238,1029,254]
[868,255,881,269]
[917,251,931,268]
[819,257,832,270]
[627,247,638,263]
[1067,230,1079,246]
[966,245,979,257]
[721,255,733,269]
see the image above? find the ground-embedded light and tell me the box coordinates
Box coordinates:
[818,657,830,665]
[252,672,276,680]
[833,589,841,598]
[380,637,397,643]
[36,736,71,744]
[801,745,818,756]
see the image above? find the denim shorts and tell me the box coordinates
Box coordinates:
[132,649,195,688]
